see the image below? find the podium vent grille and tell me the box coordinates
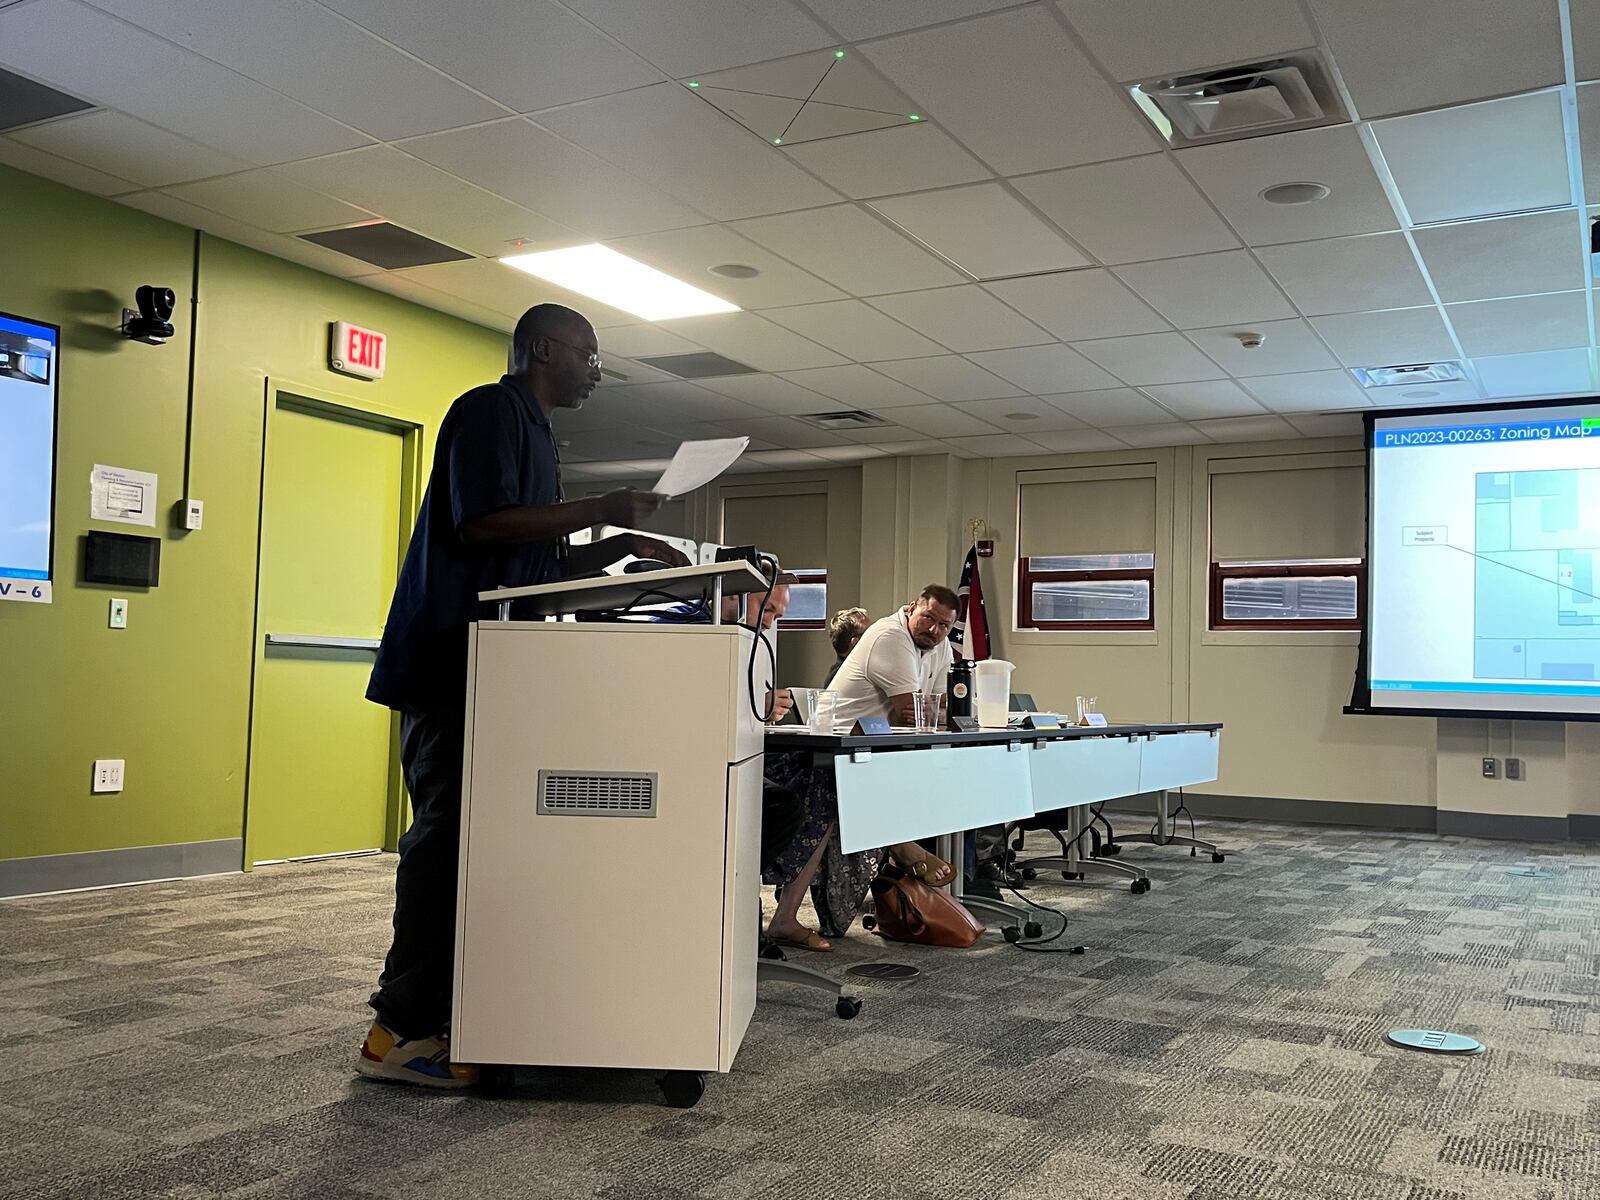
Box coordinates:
[537,770,658,818]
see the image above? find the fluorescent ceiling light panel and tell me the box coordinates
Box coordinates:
[500,244,739,321]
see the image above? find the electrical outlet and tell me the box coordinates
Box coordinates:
[1507,757,1523,780]
[92,759,124,793]
[1482,756,1498,779]
[109,597,128,629]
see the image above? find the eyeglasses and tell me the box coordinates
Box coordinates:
[543,335,602,371]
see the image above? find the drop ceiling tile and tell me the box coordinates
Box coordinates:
[1308,306,1456,366]
[833,421,945,446]
[1447,291,1591,358]
[809,443,893,463]
[775,364,938,409]
[400,118,707,239]
[1140,380,1266,420]
[866,285,1052,353]
[82,0,508,140]
[318,0,662,113]
[1107,424,1207,447]
[1070,333,1226,386]
[860,6,1156,176]
[730,203,963,294]
[120,189,384,276]
[1176,124,1399,246]
[275,146,573,258]
[536,84,841,221]
[1055,0,1317,82]
[736,415,853,449]
[361,270,515,330]
[871,182,1089,280]
[697,372,835,413]
[867,354,1019,402]
[876,404,999,437]
[1472,347,1594,398]
[560,0,833,76]
[0,0,369,164]
[968,343,1123,394]
[1239,370,1368,412]
[9,109,248,188]
[1040,388,1177,426]
[800,0,1019,40]
[0,135,136,195]
[1373,91,1571,225]
[1192,415,1298,442]
[1013,154,1239,265]
[953,396,1086,432]
[1412,209,1585,302]
[1285,412,1367,436]
[942,433,1049,457]
[983,270,1170,341]
[764,299,945,361]
[782,122,990,199]
[607,224,841,309]
[742,449,837,469]
[1115,250,1295,328]
[582,380,770,425]
[600,325,707,360]
[1254,232,1433,316]
[659,312,846,372]
[693,88,804,143]
[165,170,373,233]
[1185,319,1339,376]
[591,356,680,387]
[1581,85,1600,203]
[1028,429,1127,452]
[394,259,639,326]
[1362,378,1484,407]
[1308,0,1563,119]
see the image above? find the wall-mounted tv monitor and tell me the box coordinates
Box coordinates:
[1354,397,1600,720]
[0,311,59,604]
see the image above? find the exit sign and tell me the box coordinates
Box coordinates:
[330,321,387,380]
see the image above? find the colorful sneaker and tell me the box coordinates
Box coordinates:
[356,1022,478,1089]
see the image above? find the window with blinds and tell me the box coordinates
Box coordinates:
[721,491,828,630]
[1016,466,1157,630]
[1207,459,1365,630]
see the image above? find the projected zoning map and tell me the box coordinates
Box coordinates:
[1473,469,1600,683]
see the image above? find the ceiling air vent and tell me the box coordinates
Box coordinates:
[1128,51,1346,147]
[635,351,755,379]
[0,67,94,133]
[1351,362,1467,388]
[797,409,888,431]
[299,222,472,270]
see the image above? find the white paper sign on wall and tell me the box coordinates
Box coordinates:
[0,579,51,603]
[330,321,387,380]
[90,464,157,527]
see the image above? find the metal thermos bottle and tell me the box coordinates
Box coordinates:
[947,659,974,724]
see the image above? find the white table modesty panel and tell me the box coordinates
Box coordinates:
[453,621,764,1073]
[1028,736,1145,810]
[1137,730,1221,793]
[833,743,1036,854]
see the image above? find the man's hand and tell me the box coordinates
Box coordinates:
[601,488,668,527]
[765,687,795,725]
[630,534,691,568]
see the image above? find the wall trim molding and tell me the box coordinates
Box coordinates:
[1436,811,1569,843]
[1570,814,1600,841]
[1161,793,1436,831]
[0,839,241,899]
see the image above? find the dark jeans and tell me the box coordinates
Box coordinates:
[370,705,464,1040]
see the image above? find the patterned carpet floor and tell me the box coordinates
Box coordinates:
[3,818,1600,1199]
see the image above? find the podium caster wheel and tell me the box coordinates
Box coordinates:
[1212,853,1226,863]
[759,942,786,960]
[862,915,877,931]
[478,1064,515,1098]
[1103,843,1122,856]
[1131,879,1149,894]
[835,996,863,1020]
[659,1070,705,1109]
[1024,921,1043,938]
[1021,867,1037,881]
[1003,926,1021,943]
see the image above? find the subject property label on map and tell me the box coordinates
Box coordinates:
[1402,526,1448,545]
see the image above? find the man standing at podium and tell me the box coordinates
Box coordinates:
[360,303,688,1088]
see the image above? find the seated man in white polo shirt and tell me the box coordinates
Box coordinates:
[832,583,959,730]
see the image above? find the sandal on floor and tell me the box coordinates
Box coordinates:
[902,854,956,888]
[769,928,833,953]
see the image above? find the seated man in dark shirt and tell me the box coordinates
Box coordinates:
[358,303,688,1089]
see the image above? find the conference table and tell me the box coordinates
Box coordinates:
[763,719,1225,928]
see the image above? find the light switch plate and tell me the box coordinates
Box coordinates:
[1482,756,1498,779]
[93,759,124,793]
[109,598,128,629]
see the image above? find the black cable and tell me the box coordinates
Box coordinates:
[997,884,1084,954]
[745,554,779,723]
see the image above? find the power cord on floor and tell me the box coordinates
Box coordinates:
[1151,787,1199,855]
[996,884,1085,954]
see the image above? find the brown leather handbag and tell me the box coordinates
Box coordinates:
[869,864,985,948]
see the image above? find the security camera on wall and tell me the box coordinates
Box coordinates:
[122,285,176,344]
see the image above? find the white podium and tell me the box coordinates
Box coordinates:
[450,563,770,1106]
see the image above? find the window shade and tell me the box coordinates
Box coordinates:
[1019,475,1157,557]
[722,493,829,568]
[1210,465,1364,560]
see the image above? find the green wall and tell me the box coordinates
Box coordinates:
[0,164,507,863]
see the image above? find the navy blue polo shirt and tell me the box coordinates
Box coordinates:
[368,374,562,711]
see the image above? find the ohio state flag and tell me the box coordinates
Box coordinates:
[951,545,990,661]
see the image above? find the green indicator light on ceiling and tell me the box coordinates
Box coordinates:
[834,49,845,58]
[687,80,700,88]
[908,114,921,121]
[773,138,783,145]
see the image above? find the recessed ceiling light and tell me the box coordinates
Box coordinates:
[1261,181,1331,205]
[500,244,739,321]
[1005,411,1040,421]
[708,263,760,279]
